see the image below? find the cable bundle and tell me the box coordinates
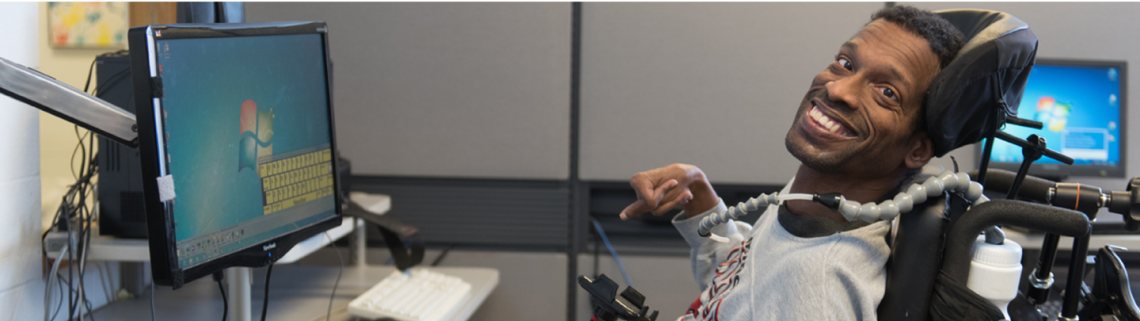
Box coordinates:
[41,50,130,321]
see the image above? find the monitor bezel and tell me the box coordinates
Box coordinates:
[984,58,1128,179]
[128,21,343,289]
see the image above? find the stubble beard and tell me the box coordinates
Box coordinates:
[784,107,859,175]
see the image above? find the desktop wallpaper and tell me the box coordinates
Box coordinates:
[990,64,1122,166]
[156,33,334,243]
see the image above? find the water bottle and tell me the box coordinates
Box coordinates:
[966,236,1023,320]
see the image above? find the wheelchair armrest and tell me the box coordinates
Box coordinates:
[941,200,1090,282]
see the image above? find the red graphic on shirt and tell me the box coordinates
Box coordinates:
[684,237,752,321]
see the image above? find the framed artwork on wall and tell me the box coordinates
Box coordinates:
[48,2,129,48]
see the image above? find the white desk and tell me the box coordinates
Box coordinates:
[70,193,498,321]
[50,193,380,263]
[90,265,499,321]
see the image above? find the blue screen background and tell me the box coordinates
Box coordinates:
[156,34,333,242]
[989,64,1122,166]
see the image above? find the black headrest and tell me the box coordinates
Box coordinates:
[925,9,1038,157]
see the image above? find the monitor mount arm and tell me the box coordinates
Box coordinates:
[343,200,425,271]
[0,56,138,147]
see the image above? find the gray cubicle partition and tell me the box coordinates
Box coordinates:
[579,2,886,184]
[246,2,576,248]
[247,2,573,180]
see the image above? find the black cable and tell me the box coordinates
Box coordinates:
[55,270,96,321]
[80,164,95,321]
[68,132,84,321]
[68,127,86,182]
[81,58,96,95]
[260,264,273,321]
[59,274,96,321]
[65,56,97,321]
[67,222,75,320]
[325,233,344,321]
[93,69,131,98]
[68,147,85,321]
[41,50,125,321]
[84,297,96,321]
[216,278,228,321]
[431,244,455,267]
[72,131,94,321]
[74,55,108,321]
[150,280,156,321]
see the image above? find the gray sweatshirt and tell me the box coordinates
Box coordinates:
[673,179,892,321]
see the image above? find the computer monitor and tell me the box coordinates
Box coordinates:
[128,22,342,288]
[985,59,1127,179]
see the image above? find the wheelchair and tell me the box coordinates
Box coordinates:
[580,8,1140,321]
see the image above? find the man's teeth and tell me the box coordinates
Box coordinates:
[809,106,853,137]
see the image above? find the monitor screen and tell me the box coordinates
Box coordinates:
[130,22,342,288]
[985,59,1127,178]
[158,33,336,269]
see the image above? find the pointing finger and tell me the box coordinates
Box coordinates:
[620,200,651,220]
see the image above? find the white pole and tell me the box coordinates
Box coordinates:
[227,267,254,321]
[0,3,43,320]
[356,217,367,269]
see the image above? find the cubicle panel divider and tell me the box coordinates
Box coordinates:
[346,175,786,251]
[351,176,572,248]
[577,2,888,184]
[246,2,574,181]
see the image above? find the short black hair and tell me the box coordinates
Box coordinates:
[871,5,965,134]
[871,5,965,69]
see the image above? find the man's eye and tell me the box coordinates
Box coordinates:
[879,87,898,101]
[838,58,852,71]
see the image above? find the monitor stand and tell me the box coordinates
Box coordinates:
[224,218,368,321]
[226,267,255,321]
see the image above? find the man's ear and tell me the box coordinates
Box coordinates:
[905,132,934,169]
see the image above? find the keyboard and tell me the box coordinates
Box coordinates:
[348,268,472,321]
[258,148,336,215]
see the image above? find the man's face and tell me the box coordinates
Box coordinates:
[785,19,940,179]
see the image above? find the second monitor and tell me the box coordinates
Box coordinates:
[987,59,1127,179]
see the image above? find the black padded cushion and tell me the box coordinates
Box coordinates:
[929,271,1005,321]
[877,193,952,321]
[925,9,1038,157]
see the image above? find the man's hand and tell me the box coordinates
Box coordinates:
[620,164,719,220]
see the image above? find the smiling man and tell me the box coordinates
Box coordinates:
[618,6,965,321]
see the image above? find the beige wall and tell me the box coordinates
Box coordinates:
[37,2,128,229]
[35,2,128,314]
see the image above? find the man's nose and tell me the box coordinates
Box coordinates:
[824,76,860,110]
